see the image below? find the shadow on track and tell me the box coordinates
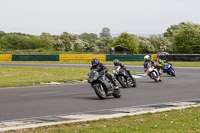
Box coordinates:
[138,81,158,83]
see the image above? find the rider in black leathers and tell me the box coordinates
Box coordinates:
[90,58,119,89]
[113,59,134,80]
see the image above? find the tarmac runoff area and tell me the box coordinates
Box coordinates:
[1,99,200,132]
[0,66,199,132]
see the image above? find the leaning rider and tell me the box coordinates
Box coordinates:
[91,58,119,89]
[151,59,162,75]
[158,59,168,72]
[113,59,134,80]
[143,55,161,75]
[143,55,152,70]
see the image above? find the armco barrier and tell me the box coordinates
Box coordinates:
[59,55,106,62]
[160,54,200,61]
[106,55,146,61]
[0,54,12,61]
[12,55,59,61]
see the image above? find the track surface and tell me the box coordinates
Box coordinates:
[0,63,200,121]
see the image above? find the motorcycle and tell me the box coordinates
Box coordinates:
[113,66,137,88]
[88,69,121,100]
[163,63,176,77]
[145,64,162,82]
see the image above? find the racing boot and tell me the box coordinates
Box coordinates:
[113,81,119,90]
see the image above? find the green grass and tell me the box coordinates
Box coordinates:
[7,106,200,133]
[169,61,200,67]
[0,66,135,87]
[0,66,89,87]
[1,61,200,67]
[0,61,143,65]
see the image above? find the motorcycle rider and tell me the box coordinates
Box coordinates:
[91,58,119,89]
[152,60,162,75]
[113,59,134,80]
[143,55,161,75]
[158,59,172,73]
[143,55,152,70]
[158,59,167,67]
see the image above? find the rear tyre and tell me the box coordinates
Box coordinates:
[112,89,121,98]
[170,69,176,77]
[117,76,128,88]
[159,77,162,82]
[94,85,106,100]
[131,78,137,87]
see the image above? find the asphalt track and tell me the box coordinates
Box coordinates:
[0,63,200,122]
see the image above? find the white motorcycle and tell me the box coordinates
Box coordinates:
[145,64,162,83]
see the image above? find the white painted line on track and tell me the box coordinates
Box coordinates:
[1,99,200,132]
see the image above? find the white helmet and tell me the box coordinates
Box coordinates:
[144,55,150,62]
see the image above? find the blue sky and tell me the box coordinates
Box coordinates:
[0,0,200,35]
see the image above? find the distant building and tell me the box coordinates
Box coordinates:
[110,46,129,55]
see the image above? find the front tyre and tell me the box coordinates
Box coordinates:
[93,85,106,100]
[152,72,158,83]
[117,76,128,88]
[112,89,121,98]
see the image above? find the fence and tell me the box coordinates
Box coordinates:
[160,54,200,61]
[0,54,146,61]
[59,55,106,62]
[106,55,146,61]
[0,54,12,61]
[3,54,199,62]
[12,55,59,61]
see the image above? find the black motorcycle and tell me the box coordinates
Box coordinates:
[113,66,137,88]
[88,69,121,100]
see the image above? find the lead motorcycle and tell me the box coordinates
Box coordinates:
[88,69,121,100]
[145,64,162,82]
[113,66,137,88]
[163,63,176,77]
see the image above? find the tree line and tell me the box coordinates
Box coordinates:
[0,22,200,54]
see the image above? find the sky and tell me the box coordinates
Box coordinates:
[0,0,200,36]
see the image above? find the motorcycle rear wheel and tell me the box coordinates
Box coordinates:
[170,69,176,77]
[131,77,137,87]
[112,89,121,98]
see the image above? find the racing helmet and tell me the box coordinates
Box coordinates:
[158,59,162,64]
[91,58,99,66]
[144,55,150,62]
[114,59,120,66]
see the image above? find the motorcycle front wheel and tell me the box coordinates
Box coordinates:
[94,85,106,100]
[117,76,128,88]
[152,72,158,82]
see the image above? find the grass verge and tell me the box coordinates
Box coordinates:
[0,66,89,87]
[0,66,136,87]
[6,106,200,133]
